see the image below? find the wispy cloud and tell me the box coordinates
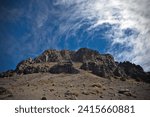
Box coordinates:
[52,0,150,71]
[0,0,150,71]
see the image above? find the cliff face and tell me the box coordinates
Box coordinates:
[0,48,149,83]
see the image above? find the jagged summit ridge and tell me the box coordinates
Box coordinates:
[0,48,149,83]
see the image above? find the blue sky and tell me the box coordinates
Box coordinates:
[0,0,150,72]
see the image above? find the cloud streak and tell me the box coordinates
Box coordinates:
[0,0,150,71]
[53,0,150,71]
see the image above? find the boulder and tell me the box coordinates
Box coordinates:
[118,89,136,98]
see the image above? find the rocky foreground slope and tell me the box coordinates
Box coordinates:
[0,48,150,99]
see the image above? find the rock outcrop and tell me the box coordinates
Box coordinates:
[0,48,149,83]
[73,48,100,62]
[113,67,127,78]
[16,58,51,74]
[80,61,114,78]
[0,70,15,78]
[80,53,117,78]
[49,60,79,74]
[118,62,146,78]
[117,61,149,82]
[34,50,74,63]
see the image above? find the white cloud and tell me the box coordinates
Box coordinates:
[3,0,149,71]
[53,0,150,71]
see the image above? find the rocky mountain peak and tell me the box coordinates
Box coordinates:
[0,48,149,83]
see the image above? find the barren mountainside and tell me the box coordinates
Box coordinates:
[0,48,150,100]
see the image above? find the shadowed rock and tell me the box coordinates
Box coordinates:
[118,61,149,82]
[41,97,47,100]
[80,54,116,78]
[49,60,79,74]
[73,48,100,62]
[113,67,127,78]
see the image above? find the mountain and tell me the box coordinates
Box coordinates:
[0,48,150,99]
[1,48,149,82]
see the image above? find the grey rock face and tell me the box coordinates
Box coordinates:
[80,53,117,78]
[92,65,114,78]
[80,61,97,71]
[73,48,100,62]
[34,50,62,63]
[81,61,114,78]
[113,67,127,78]
[118,62,147,78]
